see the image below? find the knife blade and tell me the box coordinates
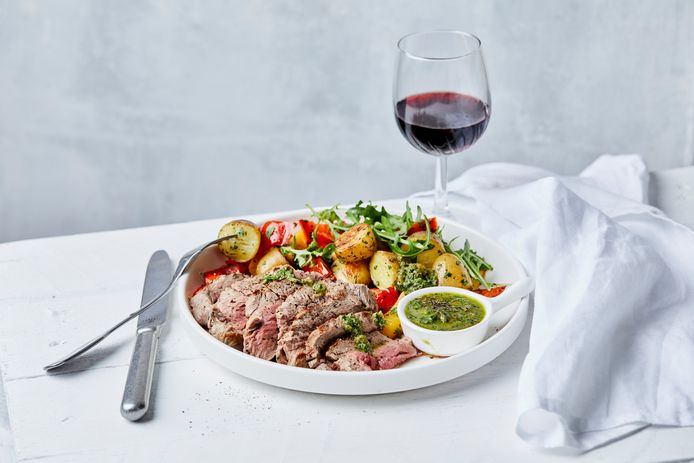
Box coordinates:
[120,250,173,421]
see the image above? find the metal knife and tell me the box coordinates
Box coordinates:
[120,250,173,421]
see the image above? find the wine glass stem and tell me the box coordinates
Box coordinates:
[434,155,449,214]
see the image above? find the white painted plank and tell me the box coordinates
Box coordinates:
[4,323,694,463]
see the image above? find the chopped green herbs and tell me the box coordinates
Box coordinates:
[312,281,327,295]
[395,263,437,294]
[340,312,379,353]
[354,334,372,353]
[405,292,485,331]
[262,267,313,286]
[341,313,362,335]
[372,311,386,330]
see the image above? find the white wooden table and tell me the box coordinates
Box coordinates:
[1,168,693,463]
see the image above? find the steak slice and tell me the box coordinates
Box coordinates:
[189,272,247,328]
[207,275,264,348]
[334,351,378,371]
[208,310,243,348]
[189,290,214,327]
[373,336,418,370]
[207,272,250,301]
[243,298,280,358]
[324,338,378,371]
[324,332,417,371]
[305,311,379,368]
[276,281,376,367]
[242,267,323,360]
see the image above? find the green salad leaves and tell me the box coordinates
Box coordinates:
[309,201,494,289]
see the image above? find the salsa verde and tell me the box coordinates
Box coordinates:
[405,292,485,331]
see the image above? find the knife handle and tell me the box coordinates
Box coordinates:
[121,327,160,421]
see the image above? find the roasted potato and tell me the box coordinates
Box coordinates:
[369,251,400,289]
[404,231,445,268]
[255,247,290,275]
[432,253,473,289]
[334,223,377,262]
[332,259,371,285]
[217,220,262,262]
[381,310,403,339]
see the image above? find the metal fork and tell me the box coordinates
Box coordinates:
[44,235,233,371]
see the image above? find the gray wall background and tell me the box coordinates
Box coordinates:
[1,0,693,243]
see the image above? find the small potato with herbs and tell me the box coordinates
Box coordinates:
[408,231,446,268]
[369,251,400,289]
[332,259,371,285]
[217,220,262,262]
[255,248,290,275]
[334,223,377,262]
[433,253,474,289]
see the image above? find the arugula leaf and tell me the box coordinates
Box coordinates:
[341,201,433,258]
[307,204,349,238]
[442,236,494,290]
[280,228,336,268]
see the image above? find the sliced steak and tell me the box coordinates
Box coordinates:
[324,338,378,371]
[189,272,247,328]
[334,351,378,371]
[189,290,214,327]
[325,332,385,361]
[242,267,322,360]
[276,281,376,367]
[243,289,280,360]
[207,272,250,301]
[208,310,244,348]
[325,332,417,371]
[305,311,379,368]
[374,336,417,370]
[206,275,264,348]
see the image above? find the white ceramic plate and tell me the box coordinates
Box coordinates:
[175,207,528,395]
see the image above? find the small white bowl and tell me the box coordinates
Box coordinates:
[397,277,534,357]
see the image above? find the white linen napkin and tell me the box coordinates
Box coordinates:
[445,155,694,451]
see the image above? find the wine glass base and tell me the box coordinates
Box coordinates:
[406,192,480,228]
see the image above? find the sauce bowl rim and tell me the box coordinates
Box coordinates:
[396,286,492,335]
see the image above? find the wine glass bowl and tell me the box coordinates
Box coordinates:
[393,31,491,214]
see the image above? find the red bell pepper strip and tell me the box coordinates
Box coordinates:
[193,260,247,295]
[303,257,333,278]
[371,286,400,312]
[314,223,334,248]
[473,285,506,298]
[203,260,247,285]
[260,220,295,247]
[407,217,438,235]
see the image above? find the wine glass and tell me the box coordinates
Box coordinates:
[393,31,491,216]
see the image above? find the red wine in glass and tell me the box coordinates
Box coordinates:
[395,91,490,155]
